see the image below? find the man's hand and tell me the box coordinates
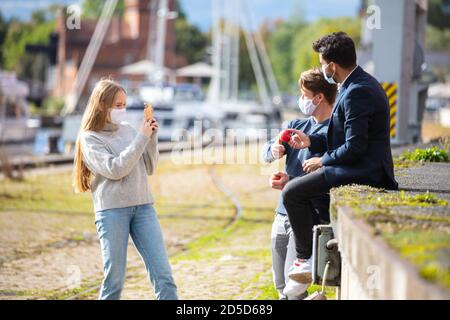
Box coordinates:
[303,157,323,174]
[270,172,289,190]
[288,130,311,149]
[271,141,286,159]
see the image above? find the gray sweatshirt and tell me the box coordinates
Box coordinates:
[80,122,158,212]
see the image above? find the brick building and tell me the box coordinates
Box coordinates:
[52,0,186,104]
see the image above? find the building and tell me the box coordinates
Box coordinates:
[51,0,186,107]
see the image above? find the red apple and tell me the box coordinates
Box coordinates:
[279,129,295,143]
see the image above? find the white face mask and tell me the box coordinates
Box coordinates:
[110,108,127,124]
[298,95,319,116]
[322,62,337,85]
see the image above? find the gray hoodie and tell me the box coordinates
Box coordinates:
[80,122,158,212]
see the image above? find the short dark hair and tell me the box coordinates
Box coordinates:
[299,68,337,105]
[312,32,357,69]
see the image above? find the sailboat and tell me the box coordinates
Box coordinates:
[199,0,283,139]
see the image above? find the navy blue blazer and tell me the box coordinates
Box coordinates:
[309,66,398,190]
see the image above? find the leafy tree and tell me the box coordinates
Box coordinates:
[81,0,125,18]
[267,19,305,92]
[426,0,450,51]
[291,17,361,91]
[0,12,9,68]
[2,18,55,71]
[426,25,450,50]
[428,0,450,30]
[175,18,208,64]
[173,0,186,20]
[173,0,208,65]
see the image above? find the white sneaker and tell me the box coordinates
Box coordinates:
[283,279,309,298]
[288,258,313,283]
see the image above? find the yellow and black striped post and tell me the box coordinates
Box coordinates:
[381,82,398,139]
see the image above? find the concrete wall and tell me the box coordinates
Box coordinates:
[333,203,449,300]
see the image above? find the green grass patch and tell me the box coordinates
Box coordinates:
[333,186,448,209]
[0,172,93,213]
[400,146,449,163]
[307,284,336,300]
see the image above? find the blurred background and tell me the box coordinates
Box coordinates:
[0,0,449,160]
[0,0,449,300]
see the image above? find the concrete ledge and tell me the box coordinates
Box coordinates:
[333,201,449,299]
[331,162,450,300]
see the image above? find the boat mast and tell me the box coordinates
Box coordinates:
[62,0,118,115]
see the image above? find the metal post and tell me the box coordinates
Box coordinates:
[230,0,240,101]
[373,0,428,145]
[240,9,271,107]
[62,0,118,115]
[207,0,223,103]
[154,0,168,85]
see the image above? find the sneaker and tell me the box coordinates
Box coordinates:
[278,293,288,300]
[288,258,312,283]
[283,279,309,298]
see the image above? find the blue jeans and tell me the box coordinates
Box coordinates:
[94,204,178,300]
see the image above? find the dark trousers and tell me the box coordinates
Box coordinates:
[282,168,331,260]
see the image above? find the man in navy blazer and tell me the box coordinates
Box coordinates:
[272,32,398,284]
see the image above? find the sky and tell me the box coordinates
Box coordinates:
[0,0,360,30]
[181,0,360,31]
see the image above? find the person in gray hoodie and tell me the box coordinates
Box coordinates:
[73,79,177,300]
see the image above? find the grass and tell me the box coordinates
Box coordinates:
[399,146,449,163]
[0,172,93,213]
[393,139,450,173]
[332,185,448,209]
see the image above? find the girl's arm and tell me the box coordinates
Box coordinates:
[80,131,149,180]
[142,133,159,175]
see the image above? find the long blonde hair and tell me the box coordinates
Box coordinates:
[72,78,125,193]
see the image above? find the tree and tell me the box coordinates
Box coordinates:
[173,0,208,65]
[428,0,450,30]
[2,18,55,71]
[81,0,125,18]
[266,19,305,92]
[173,0,186,20]
[175,19,208,64]
[0,12,9,68]
[426,25,450,51]
[291,17,361,90]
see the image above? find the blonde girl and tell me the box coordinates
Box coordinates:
[73,79,177,300]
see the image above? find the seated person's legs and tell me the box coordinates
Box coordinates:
[282,168,331,283]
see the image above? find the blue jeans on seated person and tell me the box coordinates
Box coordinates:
[94,203,178,300]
